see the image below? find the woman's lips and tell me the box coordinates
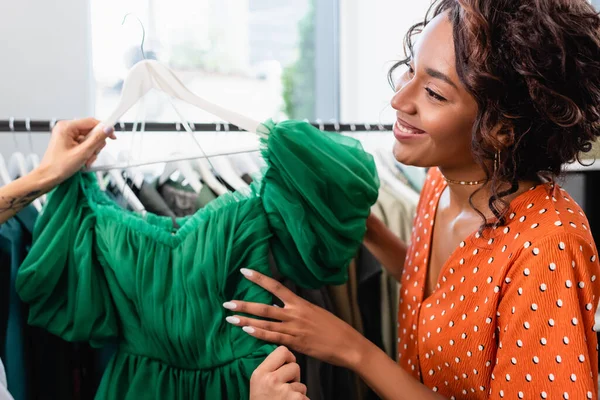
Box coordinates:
[393,119,427,140]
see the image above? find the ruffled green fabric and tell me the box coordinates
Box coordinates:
[260,120,379,288]
[16,119,379,399]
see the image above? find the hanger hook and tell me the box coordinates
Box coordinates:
[9,117,18,149]
[25,117,34,152]
[122,13,147,60]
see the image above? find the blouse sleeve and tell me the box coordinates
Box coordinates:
[490,233,600,399]
[16,173,118,345]
[260,120,379,288]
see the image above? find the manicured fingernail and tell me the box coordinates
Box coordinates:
[240,268,253,277]
[243,326,255,334]
[223,302,237,310]
[226,316,241,325]
[103,125,114,136]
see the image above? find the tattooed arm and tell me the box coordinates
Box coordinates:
[0,118,116,225]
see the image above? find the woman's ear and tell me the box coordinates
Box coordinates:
[495,123,515,149]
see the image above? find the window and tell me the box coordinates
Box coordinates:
[90,0,325,123]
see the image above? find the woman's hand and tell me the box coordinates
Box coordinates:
[250,346,308,400]
[38,117,116,185]
[0,118,116,224]
[223,269,367,370]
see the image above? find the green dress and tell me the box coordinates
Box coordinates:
[16,120,379,399]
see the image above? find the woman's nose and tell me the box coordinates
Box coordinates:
[391,81,418,116]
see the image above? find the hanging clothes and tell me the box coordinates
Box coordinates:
[16,120,379,400]
[370,183,418,360]
[131,179,177,219]
[0,206,36,400]
[1,206,85,400]
[158,177,218,217]
[267,251,355,400]
[327,260,368,400]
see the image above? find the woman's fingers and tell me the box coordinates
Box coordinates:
[85,156,97,168]
[289,382,308,395]
[253,346,295,374]
[225,315,295,335]
[223,300,289,321]
[240,269,298,304]
[273,362,301,383]
[241,325,295,347]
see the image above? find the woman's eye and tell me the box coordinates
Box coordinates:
[426,88,446,102]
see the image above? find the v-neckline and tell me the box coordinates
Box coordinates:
[418,175,544,306]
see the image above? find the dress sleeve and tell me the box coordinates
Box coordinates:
[260,120,379,288]
[489,233,600,399]
[16,173,118,344]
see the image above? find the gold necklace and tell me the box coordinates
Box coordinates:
[442,175,487,186]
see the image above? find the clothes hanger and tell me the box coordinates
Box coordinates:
[210,156,249,192]
[96,152,146,213]
[22,119,40,173]
[230,154,260,176]
[118,150,147,190]
[100,60,265,139]
[154,119,204,195]
[23,118,47,204]
[157,153,203,194]
[207,122,249,192]
[193,158,228,196]
[94,15,265,172]
[117,100,150,190]
[8,119,42,211]
[0,154,11,187]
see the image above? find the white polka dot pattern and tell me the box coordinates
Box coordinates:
[397,168,600,399]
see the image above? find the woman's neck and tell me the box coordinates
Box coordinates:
[438,165,537,220]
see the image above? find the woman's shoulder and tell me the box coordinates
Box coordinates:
[500,181,599,282]
[504,182,595,248]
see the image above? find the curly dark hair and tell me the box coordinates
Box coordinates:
[389,0,600,227]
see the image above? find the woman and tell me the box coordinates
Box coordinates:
[0,119,306,400]
[225,0,600,398]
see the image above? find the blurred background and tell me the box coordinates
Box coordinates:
[0,0,436,124]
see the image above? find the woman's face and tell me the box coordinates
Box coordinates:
[391,12,479,173]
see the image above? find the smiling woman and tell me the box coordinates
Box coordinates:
[226,1,600,399]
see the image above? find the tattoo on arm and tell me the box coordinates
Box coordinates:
[0,190,42,215]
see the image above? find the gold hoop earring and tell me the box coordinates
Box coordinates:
[494,150,501,173]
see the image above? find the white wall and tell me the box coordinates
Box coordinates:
[340,0,430,124]
[0,0,94,157]
[0,0,94,119]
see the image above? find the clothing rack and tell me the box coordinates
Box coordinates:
[0,119,393,133]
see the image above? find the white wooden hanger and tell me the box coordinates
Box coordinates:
[101,60,265,139]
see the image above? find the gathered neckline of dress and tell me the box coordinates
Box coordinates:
[78,171,265,248]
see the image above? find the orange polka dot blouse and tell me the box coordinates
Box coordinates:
[397,168,600,399]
